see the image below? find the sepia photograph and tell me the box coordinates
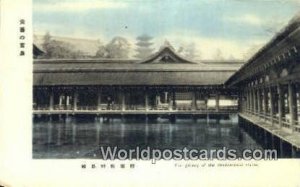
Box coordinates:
[32,0,300,160]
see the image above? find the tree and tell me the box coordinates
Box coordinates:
[105,36,131,59]
[95,40,108,58]
[42,32,52,58]
[213,49,224,61]
[134,34,154,59]
[95,46,108,58]
[41,32,85,59]
[177,42,199,60]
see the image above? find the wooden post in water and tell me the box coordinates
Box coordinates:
[277,84,284,128]
[264,130,268,147]
[288,82,297,132]
[145,91,149,111]
[47,121,52,144]
[291,145,296,158]
[72,122,76,144]
[269,87,274,125]
[279,139,284,158]
[271,134,275,149]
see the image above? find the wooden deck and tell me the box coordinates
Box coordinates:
[33,109,237,115]
[239,113,300,149]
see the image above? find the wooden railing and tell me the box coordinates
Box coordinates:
[33,105,49,110]
[295,121,300,133]
[244,110,300,132]
[33,104,238,113]
[77,106,98,110]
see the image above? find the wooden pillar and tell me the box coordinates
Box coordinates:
[240,92,244,112]
[73,89,78,111]
[192,91,197,111]
[63,94,67,107]
[257,89,261,116]
[252,89,255,113]
[249,90,252,112]
[215,92,220,112]
[269,87,274,125]
[253,89,257,114]
[246,91,249,111]
[244,92,247,112]
[278,84,284,128]
[145,91,149,111]
[49,88,54,110]
[241,91,247,112]
[263,88,268,119]
[97,89,101,110]
[59,94,63,107]
[168,92,172,111]
[66,96,70,106]
[204,96,208,110]
[288,83,297,132]
[121,91,125,111]
[172,89,176,110]
[164,92,168,104]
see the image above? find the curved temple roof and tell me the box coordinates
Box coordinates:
[140,46,197,64]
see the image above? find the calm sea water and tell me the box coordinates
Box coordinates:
[32,115,268,159]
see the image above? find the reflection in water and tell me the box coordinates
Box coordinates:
[95,123,101,145]
[47,122,52,144]
[33,115,263,159]
[145,122,149,144]
[72,122,76,144]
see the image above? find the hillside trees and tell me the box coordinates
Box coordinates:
[42,32,85,59]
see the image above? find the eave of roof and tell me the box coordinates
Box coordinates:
[34,71,236,86]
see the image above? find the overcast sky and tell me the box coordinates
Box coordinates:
[33,0,300,60]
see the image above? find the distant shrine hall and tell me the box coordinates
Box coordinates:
[33,16,300,135]
[33,44,241,115]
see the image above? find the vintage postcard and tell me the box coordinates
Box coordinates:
[0,0,300,186]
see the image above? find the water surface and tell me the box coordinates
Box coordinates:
[33,115,263,159]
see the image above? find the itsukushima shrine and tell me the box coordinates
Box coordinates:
[33,15,300,156]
